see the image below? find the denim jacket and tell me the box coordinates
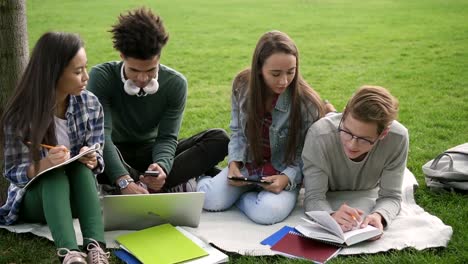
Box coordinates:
[228,82,319,188]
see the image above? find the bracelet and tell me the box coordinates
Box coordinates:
[284,179,296,191]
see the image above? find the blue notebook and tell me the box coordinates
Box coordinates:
[114,249,141,264]
[261,225,296,246]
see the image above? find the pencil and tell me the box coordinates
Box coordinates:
[344,202,358,221]
[37,143,55,150]
[26,141,69,152]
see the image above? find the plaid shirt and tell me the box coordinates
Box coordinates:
[246,95,280,177]
[0,90,104,225]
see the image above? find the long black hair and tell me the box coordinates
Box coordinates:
[0,32,83,165]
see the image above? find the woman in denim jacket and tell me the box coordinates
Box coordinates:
[197,31,325,224]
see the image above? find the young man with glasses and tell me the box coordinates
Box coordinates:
[302,86,409,239]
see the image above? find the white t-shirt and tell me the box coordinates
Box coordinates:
[54,116,71,150]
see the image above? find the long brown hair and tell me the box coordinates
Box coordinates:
[244,31,325,165]
[0,32,83,166]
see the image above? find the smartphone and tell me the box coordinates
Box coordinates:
[144,170,160,177]
[228,176,272,184]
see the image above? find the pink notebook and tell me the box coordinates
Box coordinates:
[271,232,341,263]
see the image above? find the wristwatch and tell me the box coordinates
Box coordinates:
[117,178,134,189]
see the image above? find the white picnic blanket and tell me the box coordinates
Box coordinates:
[0,169,453,256]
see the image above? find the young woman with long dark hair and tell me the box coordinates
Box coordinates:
[0,32,108,264]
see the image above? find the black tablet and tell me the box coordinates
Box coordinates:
[228,176,272,184]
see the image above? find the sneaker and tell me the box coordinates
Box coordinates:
[85,238,110,264]
[57,248,87,264]
[166,178,197,192]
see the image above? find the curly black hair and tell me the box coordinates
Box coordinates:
[110,7,169,59]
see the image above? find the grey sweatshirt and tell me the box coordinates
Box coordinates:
[302,113,409,226]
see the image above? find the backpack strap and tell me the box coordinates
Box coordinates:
[430,151,468,170]
[430,153,454,170]
[444,150,468,156]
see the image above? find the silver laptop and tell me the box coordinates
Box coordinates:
[101,192,205,231]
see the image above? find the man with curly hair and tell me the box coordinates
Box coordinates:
[88,7,229,195]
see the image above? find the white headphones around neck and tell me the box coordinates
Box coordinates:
[121,63,159,97]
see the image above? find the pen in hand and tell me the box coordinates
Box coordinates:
[26,141,70,152]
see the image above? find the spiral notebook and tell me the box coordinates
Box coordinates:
[270,231,341,263]
[24,143,101,189]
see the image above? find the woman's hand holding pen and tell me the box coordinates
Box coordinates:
[78,146,97,169]
[331,203,364,232]
[46,145,70,166]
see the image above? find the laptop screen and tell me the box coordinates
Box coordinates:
[101,192,205,231]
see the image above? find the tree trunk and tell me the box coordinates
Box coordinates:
[0,0,29,206]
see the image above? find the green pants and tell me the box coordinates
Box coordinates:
[20,161,104,250]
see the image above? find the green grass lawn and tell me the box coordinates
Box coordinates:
[1,0,467,263]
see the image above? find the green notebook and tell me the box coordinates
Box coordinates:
[116,224,208,264]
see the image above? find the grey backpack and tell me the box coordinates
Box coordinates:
[422,143,468,192]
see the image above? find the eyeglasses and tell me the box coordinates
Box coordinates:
[337,119,378,146]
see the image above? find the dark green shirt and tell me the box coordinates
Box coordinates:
[88,61,187,183]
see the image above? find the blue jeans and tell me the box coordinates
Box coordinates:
[197,167,299,225]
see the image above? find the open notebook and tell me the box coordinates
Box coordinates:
[24,143,100,189]
[295,211,382,247]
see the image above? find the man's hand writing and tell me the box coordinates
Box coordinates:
[331,203,364,232]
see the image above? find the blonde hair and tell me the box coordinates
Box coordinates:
[343,85,399,134]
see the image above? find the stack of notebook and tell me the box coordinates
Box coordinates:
[261,226,341,263]
[115,223,228,264]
